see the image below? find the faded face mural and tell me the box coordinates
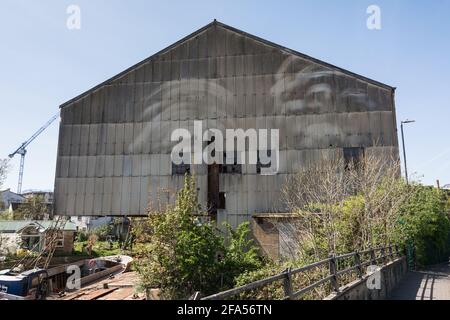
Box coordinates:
[55,23,397,222]
[127,54,391,165]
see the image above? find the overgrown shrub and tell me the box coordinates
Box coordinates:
[220,222,263,289]
[14,195,49,220]
[93,224,113,241]
[133,175,262,299]
[234,259,332,300]
[234,263,286,300]
[397,185,450,266]
[76,230,89,242]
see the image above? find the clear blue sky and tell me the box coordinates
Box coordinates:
[1,0,449,192]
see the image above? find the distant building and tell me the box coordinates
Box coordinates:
[68,216,112,232]
[0,189,25,212]
[0,220,77,255]
[67,216,130,242]
[21,190,54,213]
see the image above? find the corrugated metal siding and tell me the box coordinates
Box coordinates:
[54,23,399,228]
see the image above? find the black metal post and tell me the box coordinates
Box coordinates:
[329,255,339,292]
[283,268,293,300]
[354,251,363,279]
[370,249,377,265]
[401,122,408,184]
[380,247,386,265]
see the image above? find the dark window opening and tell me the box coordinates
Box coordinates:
[343,147,365,170]
[257,150,272,174]
[218,192,226,210]
[172,163,191,175]
[221,152,242,174]
[172,153,191,175]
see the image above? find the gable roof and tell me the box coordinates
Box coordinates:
[60,20,395,109]
[0,189,25,202]
[0,220,77,233]
[0,221,32,232]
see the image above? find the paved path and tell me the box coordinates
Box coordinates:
[390,260,450,300]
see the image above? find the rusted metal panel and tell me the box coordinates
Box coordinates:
[130,176,141,214]
[207,163,220,216]
[75,178,86,215]
[98,88,107,124]
[111,177,122,215]
[93,178,104,215]
[120,176,131,214]
[54,178,67,215]
[102,177,113,213]
[139,177,149,213]
[68,157,78,178]
[95,155,105,178]
[142,65,153,122]
[79,125,90,156]
[66,178,77,216]
[58,125,69,157]
[104,155,114,177]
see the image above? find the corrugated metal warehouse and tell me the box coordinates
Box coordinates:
[54,20,399,228]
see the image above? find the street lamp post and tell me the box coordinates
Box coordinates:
[400,120,415,184]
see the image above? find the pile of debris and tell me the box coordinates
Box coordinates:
[52,271,145,300]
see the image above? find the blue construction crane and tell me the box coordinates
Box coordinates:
[8,112,60,194]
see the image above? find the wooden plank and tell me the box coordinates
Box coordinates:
[97,287,134,300]
[77,288,118,300]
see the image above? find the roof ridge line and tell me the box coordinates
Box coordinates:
[60,20,217,108]
[214,20,395,90]
[60,19,394,109]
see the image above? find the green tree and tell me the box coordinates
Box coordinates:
[133,175,261,299]
[397,185,450,266]
[93,224,113,241]
[14,195,49,220]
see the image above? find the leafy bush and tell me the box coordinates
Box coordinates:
[133,175,262,299]
[397,185,450,266]
[336,195,366,252]
[93,224,113,241]
[76,230,89,242]
[220,222,263,287]
[234,263,285,300]
[14,195,49,220]
[234,258,332,300]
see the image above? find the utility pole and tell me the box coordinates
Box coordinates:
[400,120,415,185]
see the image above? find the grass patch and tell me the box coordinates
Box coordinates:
[73,241,130,257]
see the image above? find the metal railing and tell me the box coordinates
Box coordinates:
[201,245,403,300]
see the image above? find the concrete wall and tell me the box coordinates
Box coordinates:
[252,217,279,259]
[325,257,408,300]
[252,216,301,261]
[54,21,399,228]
